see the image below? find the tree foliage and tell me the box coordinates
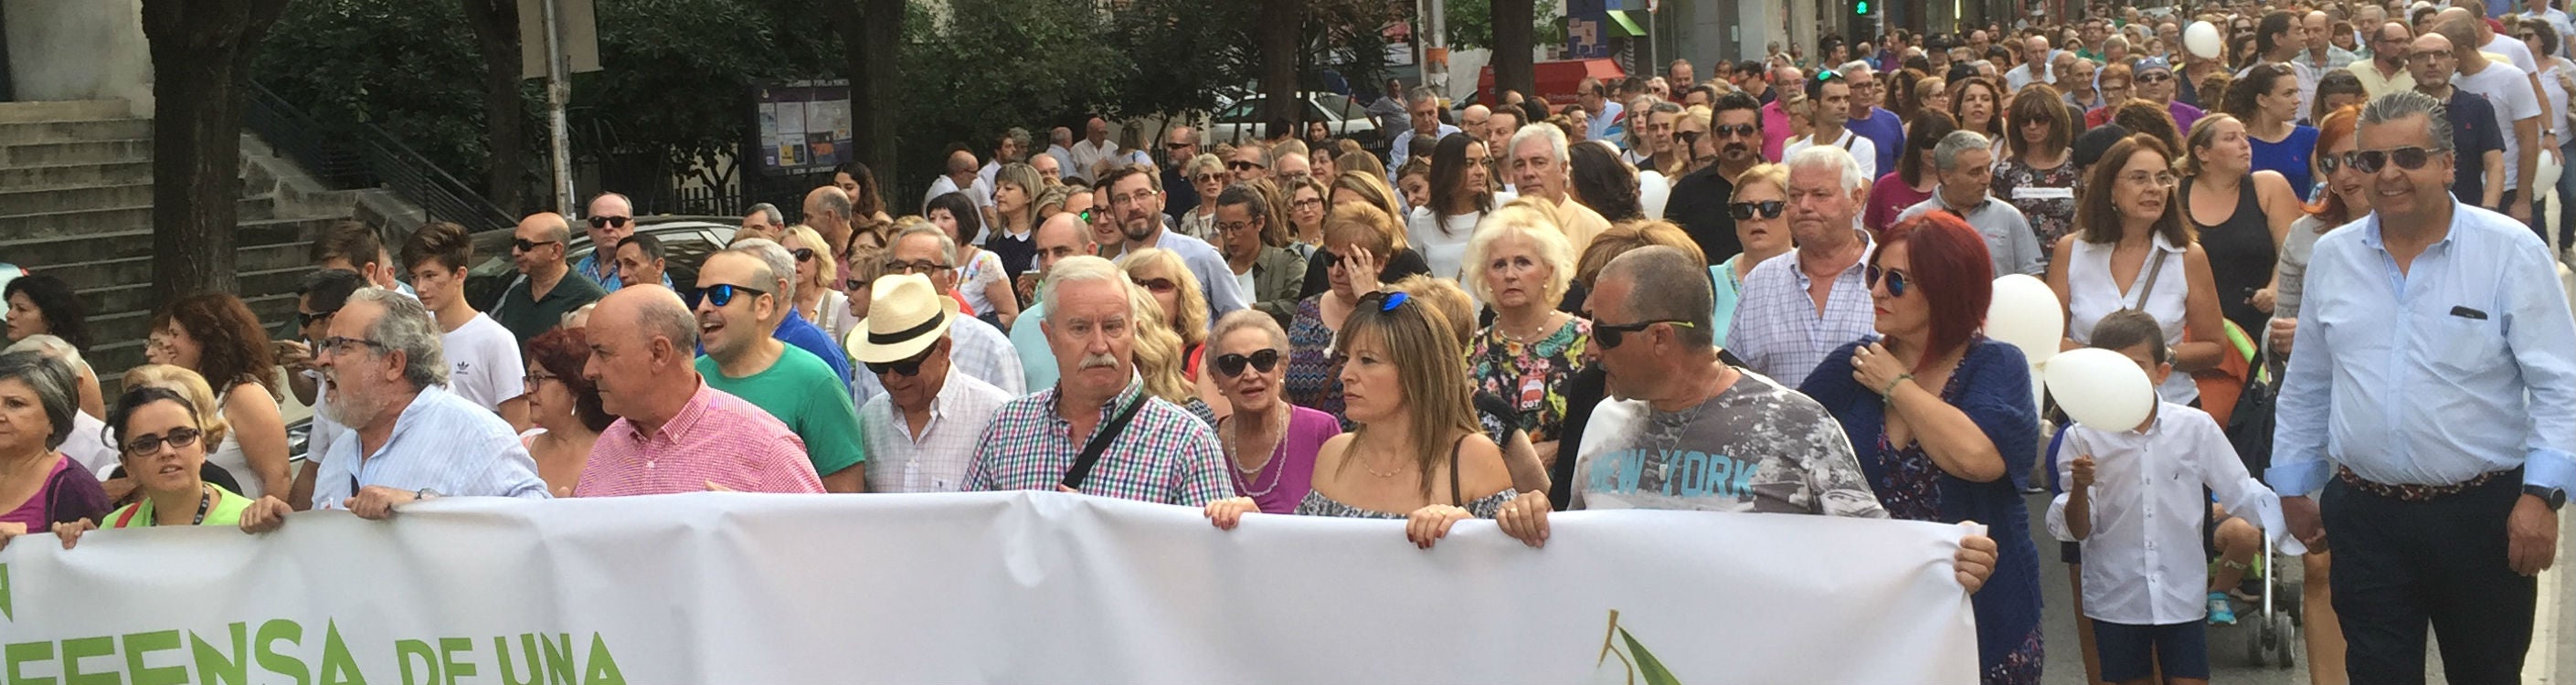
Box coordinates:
[1442,0,1564,50]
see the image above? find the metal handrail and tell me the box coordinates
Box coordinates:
[246,81,517,233]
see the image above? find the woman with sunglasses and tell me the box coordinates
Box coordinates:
[1713,164,1796,347]
[1407,133,1492,283]
[928,192,1021,329]
[521,328,610,497]
[1869,109,1961,235]
[2268,102,2360,685]
[782,226,857,344]
[1284,204,1410,427]
[1995,84,2082,259]
[1198,311,1343,522]
[1462,204,1589,462]
[1676,105,1717,176]
[1121,268,1221,430]
[1797,212,2045,685]
[1118,248,1211,382]
[2047,134,2230,406]
[1178,154,1230,244]
[48,385,270,548]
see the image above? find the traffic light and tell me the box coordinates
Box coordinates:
[1855,0,1870,14]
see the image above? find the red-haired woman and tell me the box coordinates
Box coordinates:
[522,328,611,497]
[1798,211,2043,685]
[144,293,289,502]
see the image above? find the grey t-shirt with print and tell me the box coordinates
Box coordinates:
[1572,370,1888,518]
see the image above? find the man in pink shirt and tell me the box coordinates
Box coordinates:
[577,285,824,496]
[1760,66,1805,163]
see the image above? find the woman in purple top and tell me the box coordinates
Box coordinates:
[0,350,111,548]
[1201,311,1341,517]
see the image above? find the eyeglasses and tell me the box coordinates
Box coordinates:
[1166,142,1196,150]
[586,216,631,229]
[1108,189,1159,207]
[1713,123,1758,138]
[884,258,951,275]
[1677,131,1705,148]
[2343,146,2444,174]
[690,283,769,308]
[1290,197,1325,209]
[295,307,339,330]
[865,346,936,376]
[2120,170,2182,187]
[122,427,203,457]
[523,372,558,388]
[512,238,559,253]
[1228,160,1267,172]
[2136,71,2174,83]
[1131,277,1178,294]
[1217,220,1258,234]
[1193,174,1226,184]
[1729,200,1786,219]
[1594,320,1695,348]
[1864,265,1913,297]
[317,336,389,355]
[1214,349,1283,376]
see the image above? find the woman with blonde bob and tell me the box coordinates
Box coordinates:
[780,226,856,343]
[1121,274,1220,429]
[1117,248,1211,381]
[1460,204,1588,458]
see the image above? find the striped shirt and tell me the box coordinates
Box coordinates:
[1727,229,1880,385]
[962,380,1234,506]
[311,385,550,509]
[578,379,826,496]
[861,367,1014,493]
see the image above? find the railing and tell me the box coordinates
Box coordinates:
[246,82,518,233]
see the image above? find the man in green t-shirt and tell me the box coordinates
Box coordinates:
[693,241,868,491]
[495,213,607,344]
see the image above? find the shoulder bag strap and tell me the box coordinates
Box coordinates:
[2128,248,2173,312]
[1060,395,1150,491]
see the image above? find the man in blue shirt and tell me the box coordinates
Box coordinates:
[573,192,675,292]
[296,288,551,516]
[2272,91,2572,683]
[1840,61,1906,176]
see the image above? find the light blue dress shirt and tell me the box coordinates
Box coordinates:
[1143,230,1249,316]
[2269,201,2576,496]
[311,385,551,509]
[1010,301,1058,392]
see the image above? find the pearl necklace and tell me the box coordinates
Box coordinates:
[1226,405,1292,497]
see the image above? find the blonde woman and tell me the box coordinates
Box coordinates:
[1178,153,1230,243]
[781,226,857,343]
[1123,272,1221,430]
[1460,204,1588,459]
[1118,248,1210,381]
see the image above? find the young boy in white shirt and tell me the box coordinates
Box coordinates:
[2048,311,2304,685]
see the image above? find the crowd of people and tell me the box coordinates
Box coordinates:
[3,1,2575,682]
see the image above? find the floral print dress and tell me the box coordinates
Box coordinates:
[1468,317,1593,444]
[1990,157,2078,267]
[1284,296,1347,425]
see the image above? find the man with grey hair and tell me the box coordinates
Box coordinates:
[803,185,858,282]
[2272,89,2576,683]
[1047,125,1077,183]
[740,203,787,241]
[693,240,868,492]
[1507,122,1610,251]
[922,148,991,215]
[495,212,605,344]
[1842,60,1905,174]
[962,255,1231,505]
[1896,131,2043,276]
[292,288,547,519]
[1388,85,1459,185]
[2006,36,2055,91]
[1069,116,1114,183]
[1728,145,1879,383]
[578,285,824,496]
[872,222,1026,404]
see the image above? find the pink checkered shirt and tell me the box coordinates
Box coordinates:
[576,379,825,496]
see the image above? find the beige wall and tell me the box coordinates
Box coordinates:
[5,0,154,112]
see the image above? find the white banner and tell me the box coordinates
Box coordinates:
[0,492,1979,684]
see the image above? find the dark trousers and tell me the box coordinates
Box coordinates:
[2322,472,2536,685]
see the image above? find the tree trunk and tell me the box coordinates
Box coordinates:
[1256,0,1305,133]
[459,0,529,215]
[831,0,901,195]
[140,0,290,301]
[1491,0,1535,100]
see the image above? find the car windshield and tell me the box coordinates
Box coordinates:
[1310,93,1368,120]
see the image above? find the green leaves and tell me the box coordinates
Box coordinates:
[1617,627,1683,685]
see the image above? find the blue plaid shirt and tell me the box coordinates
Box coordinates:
[1726,229,1880,384]
[963,380,1232,506]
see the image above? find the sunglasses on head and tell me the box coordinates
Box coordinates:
[690,283,769,308]
[1214,349,1283,376]
[1865,264,1913,297]
[1729,200,1786,219]
[586,216,631,229]
[1594,319,1695,348]
[2341,146,2443,174]
[1357,290,1411,312]
[866,345,936,376]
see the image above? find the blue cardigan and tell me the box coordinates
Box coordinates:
[1801,336,2044,680]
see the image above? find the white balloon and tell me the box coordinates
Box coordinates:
[1987,274,2065,365]
[2043,348,2158,431]
[2185,21,2225,60]
[1640,171,1672,221]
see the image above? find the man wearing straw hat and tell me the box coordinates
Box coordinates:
[850,273,1013,493]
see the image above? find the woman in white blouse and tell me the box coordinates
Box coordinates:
[2044,134,2228,406]
[1405,132,1492,282]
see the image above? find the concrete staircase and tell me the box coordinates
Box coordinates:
[0,100,354,380]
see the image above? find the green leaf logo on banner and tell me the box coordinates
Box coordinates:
[1590,610,1682,685]
[0,563,11,621]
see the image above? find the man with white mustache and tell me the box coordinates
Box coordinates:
[274,288,546,523]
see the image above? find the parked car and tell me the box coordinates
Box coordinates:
[465,216,741,311]
[1205,92,1381,146]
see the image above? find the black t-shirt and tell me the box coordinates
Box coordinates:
[1665,164,1743,265]
[2443,90,2507,209]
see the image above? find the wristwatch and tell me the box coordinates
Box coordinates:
[2528,485,2568,511]
[415,489,441,501]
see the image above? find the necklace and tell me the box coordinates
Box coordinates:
[1358,441,1407,479]
[1496,311,1562,346]
[1225,405,1292,497]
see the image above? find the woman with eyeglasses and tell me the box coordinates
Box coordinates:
[1797,212,2045,685]
[1284,203,1412,427]
[143,292,291,502]
[0,351,110,551]
[1462,205,1590,461]
[1915,76,1953,121]
[1197,311,1343,522]
[927,191,1022,329]
[48,385,270,547]
[2045,134,2229,406]
[1408,133,1494,283]
[111,364,245,501]
[1995,84,2082,258]
[781,226,857,344]
[1286,178,1329,259]
[520,328,610,497]
[1713,163,1796,347]
[1869,109,1962,234]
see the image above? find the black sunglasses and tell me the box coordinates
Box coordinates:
[1595,320,1695,348]
[1865,265,1913,297]
[1729,200,1786,219]
[512,238,560,253]
[295,307,340,330]
[1228,161,1266,172]
[586,216,631,229]
[2343,146,2443,174]
[1713,123,1758,137]
[122,427,204,457]
[1214,349,1283,377]
[865,345,936,376]
[690,283,769,309]
[791,248,818,262]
